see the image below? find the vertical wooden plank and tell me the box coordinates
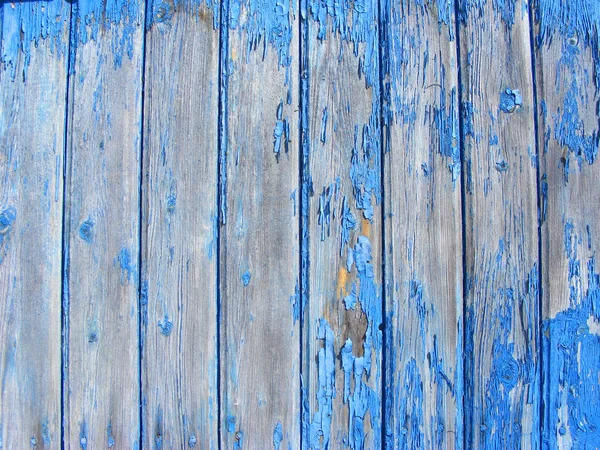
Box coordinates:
[220,0,300,447]
[532,1,600,447]
[380,0,463,448]
[64,1,145,447]
[458,0,541,447]
[301,1,383,449]
[142,1,220,448]
[0,2,70,447]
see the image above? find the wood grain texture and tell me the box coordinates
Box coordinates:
[458,0,541,447]
[301,2,383,449]
[220,0,300,447]
[64,1,144,447]
[532,0,600,447]
[381,1,463,448]
[141,2,220,448]
[0,2,70,448]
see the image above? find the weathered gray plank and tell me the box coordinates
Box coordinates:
[64,1,145,447]
[532,1,600,446]
[220,0,300,447]
[141,2,220,448]
[0,2,70,447]
[381,1,463,448]
[458,0,541,447]
[301,2,383,449]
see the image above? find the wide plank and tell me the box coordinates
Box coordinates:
[381,0,463,448]
[458,0,541,447]
[220,0,300,447]
[532,0,600,447]
[141,1,220,448]
[0,2,70,447]
[63,1,145,447]
[301,1,383,449]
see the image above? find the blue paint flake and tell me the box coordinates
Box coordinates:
[320,107,328,144]
[78,219,94,243]
[499,88,523,113]
[116,248,135,283]
[242,270,252,286]
[0,206,17,264]
[273,100,290,159]
[273,422,283,449]
[158,314,173,337]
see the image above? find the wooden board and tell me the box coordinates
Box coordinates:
[381,1,463,448]
[301,2,383,448]
[141,2,220,448]
[458,0,541,447]
[0,2,70,447]
[63,1,145,447]
[532,0,600,446]
[220,0,300,447]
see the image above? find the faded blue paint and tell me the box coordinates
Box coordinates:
[116,248,135,283]
[0,206,16,264]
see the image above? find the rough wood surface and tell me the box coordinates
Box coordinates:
[219,1,300,447]
[458,0,541,447]
[532,0,600,447]
[381,1,463,448]
[301,2,383,448]
[0,2,70,448]
[141,3,220,449]
[64,2,145,447]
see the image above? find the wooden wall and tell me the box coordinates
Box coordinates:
[0,0,598,448]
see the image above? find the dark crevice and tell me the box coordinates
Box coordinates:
[376,0,388,446]
[298,0,310,446]
[452,1,468,449]
[60,2,76,448]
[527,2,544,448]
[217,0,230,448]
[137,0,151,447]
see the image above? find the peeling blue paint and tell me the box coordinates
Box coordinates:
[273,100,290,158]
[308,318,336,449]
[543,225,600,447]
[1,1,69,80]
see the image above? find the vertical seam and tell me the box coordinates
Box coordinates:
[452,1,468,449]
[60,2,76,448]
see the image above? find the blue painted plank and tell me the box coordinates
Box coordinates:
[458,0,542,447]
[219,0,300,447]
[532,0,600,447]
[63,1,145,447]
[380,0,463,448]
[0,1,70,447]
[141,1,220,448]
[300,0,383,448]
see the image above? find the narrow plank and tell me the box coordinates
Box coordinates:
[141,1,220,448]
[532,1,600,447]
[64,1,145,447]
[220,0,300,447]
[458,0,541,447]
[381,0,463,448]
[0,2,70,447]
[301,2,383,449]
